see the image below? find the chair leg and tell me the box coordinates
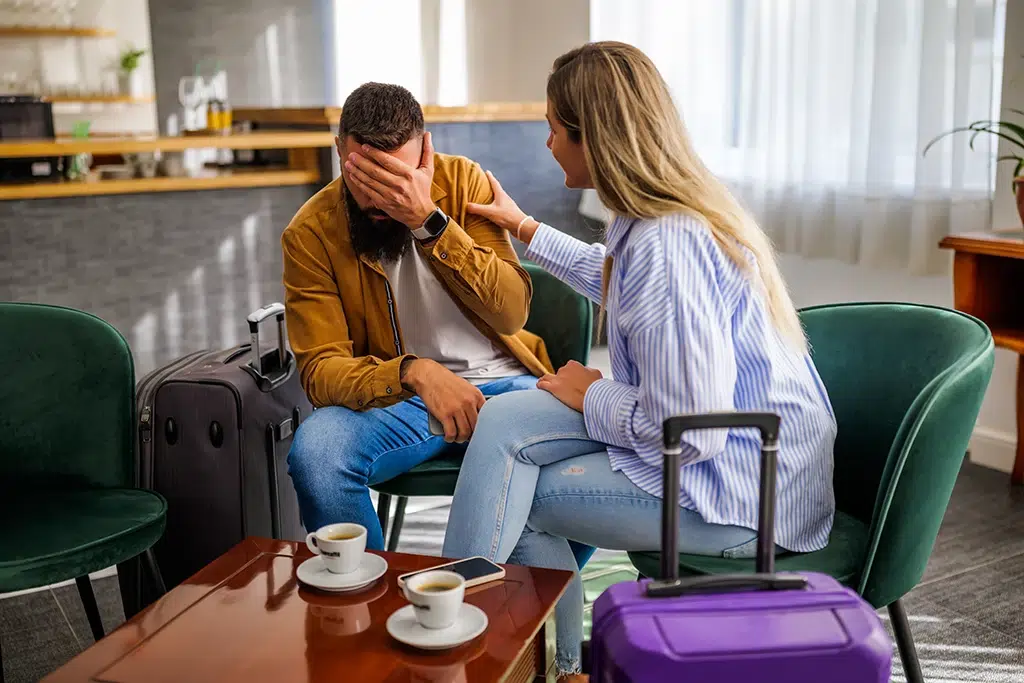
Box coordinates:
[387,496,408,552]
[376,493,392,545]
[116,557,141,621]
[75,576,105,643]
[888,599,924,683]
[143,547,168,597]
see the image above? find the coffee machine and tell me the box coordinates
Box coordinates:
[0,95,59,182]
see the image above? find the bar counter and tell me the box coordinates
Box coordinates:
[232,102,547,126]
[0,132,334,200]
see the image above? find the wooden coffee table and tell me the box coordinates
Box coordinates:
[43,537,573,682]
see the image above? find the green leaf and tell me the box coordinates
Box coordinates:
[923,125,984,155]
[964,125,1024,153]
[988,120,1024,144]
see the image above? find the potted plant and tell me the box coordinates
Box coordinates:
[118,46,147,99]
[924,114,1024,227]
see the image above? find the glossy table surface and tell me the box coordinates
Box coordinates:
[42,538,573,683]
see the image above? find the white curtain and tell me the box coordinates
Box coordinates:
[587,0,1006,274]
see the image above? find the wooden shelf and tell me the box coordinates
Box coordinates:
[0,25,115,38]
[234,102,548,126]
[0,131,335,158]
[0,168,320,200]
[43,95,154,105]
[939,231,1024,260]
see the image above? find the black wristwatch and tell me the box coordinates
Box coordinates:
[412,207,449,242]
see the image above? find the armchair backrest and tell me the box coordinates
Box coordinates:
[523,261,593,368]
[801,303,993,607]
[0,303,136,491]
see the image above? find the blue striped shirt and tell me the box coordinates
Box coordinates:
[526,215,836,552]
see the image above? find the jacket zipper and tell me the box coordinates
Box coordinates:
[384,280,404,355]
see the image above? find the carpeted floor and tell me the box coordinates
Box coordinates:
[3,462,1024,682]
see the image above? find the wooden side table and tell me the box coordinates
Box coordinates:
[939,231,1024,484]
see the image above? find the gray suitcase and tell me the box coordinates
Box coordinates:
[119,303,312,616]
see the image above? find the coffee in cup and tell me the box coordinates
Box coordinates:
[306,522,367,574]
[402,569,465,629]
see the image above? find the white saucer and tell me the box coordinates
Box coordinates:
[386,604,488,651]
[296,553,388,592]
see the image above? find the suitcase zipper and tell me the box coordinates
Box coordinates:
[134,349,207,487]
[139,406,152,444]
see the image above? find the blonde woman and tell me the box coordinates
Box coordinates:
[442,42,836,676]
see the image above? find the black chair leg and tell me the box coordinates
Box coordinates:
[387,496,408,552]
[376,493,392,544]
[75,575,105,642]
[143,547,168,597]
[888,598,924,683]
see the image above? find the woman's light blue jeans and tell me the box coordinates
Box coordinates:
[442,390,760,674]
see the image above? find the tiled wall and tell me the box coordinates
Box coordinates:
[1,186,311,378]
[1,122,596,378]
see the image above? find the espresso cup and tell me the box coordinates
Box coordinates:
[305,523,367,574]
[401,569,465,629]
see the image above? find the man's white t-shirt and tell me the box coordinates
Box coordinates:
[381,245,528,384]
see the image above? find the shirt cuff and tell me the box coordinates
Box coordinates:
[583,378,638,449]
[524,224,582,283]
[369,355,415,407]
[420,218,473,270]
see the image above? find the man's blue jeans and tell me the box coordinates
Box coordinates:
[287,375,543,550]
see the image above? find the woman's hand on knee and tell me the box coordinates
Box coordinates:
[537,361,603,413]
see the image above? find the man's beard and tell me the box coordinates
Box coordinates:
[346,190,411,264]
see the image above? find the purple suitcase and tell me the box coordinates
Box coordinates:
[590,412,892,682]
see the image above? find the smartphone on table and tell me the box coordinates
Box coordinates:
[397,556,506,588]
[428,395,494,436]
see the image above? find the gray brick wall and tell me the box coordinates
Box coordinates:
[148,0,330,131]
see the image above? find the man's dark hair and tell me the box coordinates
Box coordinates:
[340,82,424,151]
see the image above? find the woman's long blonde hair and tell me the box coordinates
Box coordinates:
[548,42,806,352]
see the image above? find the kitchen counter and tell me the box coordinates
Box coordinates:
[0,131,334,200]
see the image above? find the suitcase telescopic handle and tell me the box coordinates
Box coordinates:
[647,411,807,598]
[246,303,287,376]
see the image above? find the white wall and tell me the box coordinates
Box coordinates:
[463,0,589,102]
[0,0,156,134]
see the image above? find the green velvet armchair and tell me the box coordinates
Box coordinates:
[629,303,994,683]
[0,303,168,670]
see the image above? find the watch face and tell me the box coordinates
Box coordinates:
[425,208,449,236]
